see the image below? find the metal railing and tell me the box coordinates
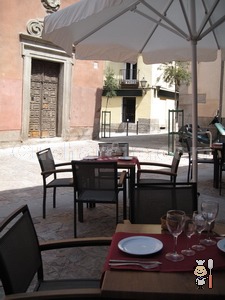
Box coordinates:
[119,69,140,86]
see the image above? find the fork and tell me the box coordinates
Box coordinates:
[109,262,159,269]
[109,259,162,264]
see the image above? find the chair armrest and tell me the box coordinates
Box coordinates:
[39,237,112,251]
[55,162,72,168]
[118,170,126,186]
[41,169,72,176]
[138,162,171,169]
[3,288,101,299]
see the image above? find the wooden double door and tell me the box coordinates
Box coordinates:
[29,59,60,138]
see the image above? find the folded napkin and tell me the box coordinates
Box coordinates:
[103,232,225,273]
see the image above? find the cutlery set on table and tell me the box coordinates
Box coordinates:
[109,259,162,270]
[107,235,163,271]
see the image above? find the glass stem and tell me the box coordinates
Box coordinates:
[174,236,178,254]
[198,232,201,245]
[207,222,211,240]
[186,237,190,249]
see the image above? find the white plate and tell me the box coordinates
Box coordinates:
[217,238,225,252]
[83,156,98,160]
[118,236,163,255]
[118,156,133,160]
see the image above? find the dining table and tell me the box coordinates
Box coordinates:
[83,155,139,219]
[101,222,225,299]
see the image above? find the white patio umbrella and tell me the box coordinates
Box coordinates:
[42,0,225,182]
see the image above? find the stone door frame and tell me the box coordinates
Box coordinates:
[20,34,73,141]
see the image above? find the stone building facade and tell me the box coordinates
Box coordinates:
[1,0,224,144]
[0,0,104,143]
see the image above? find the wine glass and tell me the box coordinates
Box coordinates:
[201,200,219,246]
[192,211,207,251]
[181,218,196,256]
[165,210,186,262]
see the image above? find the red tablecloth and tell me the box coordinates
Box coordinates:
[97,156,140,169]
[103,232,225,272]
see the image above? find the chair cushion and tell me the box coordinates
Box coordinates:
[48,178,73,187]
[138,178,173,184]
[197,158,214,163]
[78,190,117,203]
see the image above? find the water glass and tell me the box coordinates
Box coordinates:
[165,210,186,262]
[192,211,206,251]
[181,219,196,256]
[201,200,219,246]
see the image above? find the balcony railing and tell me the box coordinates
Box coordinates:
[119,69,140,89]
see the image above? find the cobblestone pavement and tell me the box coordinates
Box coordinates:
[0,133,224,298]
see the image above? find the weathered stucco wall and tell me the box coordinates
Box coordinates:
[71,60,104,139]
[0,0,104,142]
[179,53,224,133]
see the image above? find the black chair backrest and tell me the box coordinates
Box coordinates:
[98,143,129,156]
[131,182,198,224]
[221,143,225,164]
[183,138,192,160]
[117,143,129,156]
[184,137,191,150]
[0,205,42,295]
[171,149,183,174]
[36,148,55,177]
[72,161,118,193]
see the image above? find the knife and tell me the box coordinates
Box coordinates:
[109,259,162,264]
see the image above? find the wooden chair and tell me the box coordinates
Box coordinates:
[72,160,126,237]
[36,148,73,218]
[0,205,111,299]
[183,138,214,182]
[130,182,198,224]
[137,149,183,185]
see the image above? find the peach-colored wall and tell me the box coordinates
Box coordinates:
[198,58,221,118]
[0,0,104,140]
[0,0,28,130]
[71,60,104,127]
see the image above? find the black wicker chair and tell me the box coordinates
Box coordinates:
[183,138,213,182]
[98,142,129,157]
[36,148,73,218]
[137,149,183,185]
[219,143,225,195]
[0,205,111,299]
[72,160,126,237]
[130,182,198,224]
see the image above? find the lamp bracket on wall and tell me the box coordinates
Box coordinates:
[140,77,161,96]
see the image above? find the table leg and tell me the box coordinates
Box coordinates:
[213,149,219,189]
[123,178,127,219]
[129,166,135,222]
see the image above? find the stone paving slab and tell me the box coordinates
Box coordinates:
[0,134,224,298]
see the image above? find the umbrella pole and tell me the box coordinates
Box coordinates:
[191,40,198,183]
[190,0,198,183]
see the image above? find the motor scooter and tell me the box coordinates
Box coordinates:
[179,113,225,146]
[178,124,211,145]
